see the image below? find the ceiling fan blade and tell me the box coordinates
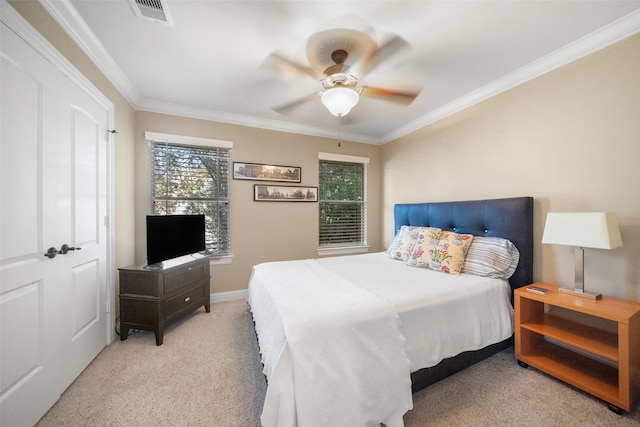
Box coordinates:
[273,92,319,114]
[361,85,421,105]
[359,35,410,76]
[264,52,318,79]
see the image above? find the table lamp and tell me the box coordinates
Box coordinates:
[541,212,622,300]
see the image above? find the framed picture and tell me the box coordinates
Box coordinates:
[233,162,301,183]
[254,185,318,202]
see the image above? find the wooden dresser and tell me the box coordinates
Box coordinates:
[119,255,210,345]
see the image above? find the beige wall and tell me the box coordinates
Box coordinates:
[135,111,381,293]
[382,34,640,301]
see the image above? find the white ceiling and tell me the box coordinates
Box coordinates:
[42,1,640,145]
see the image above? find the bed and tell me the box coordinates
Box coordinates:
[247,196,533,427]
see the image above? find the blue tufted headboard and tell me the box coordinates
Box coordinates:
[394,197,533,293]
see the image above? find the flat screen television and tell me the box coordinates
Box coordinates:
[146,214,206,265]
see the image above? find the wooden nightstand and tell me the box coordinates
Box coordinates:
[515,283,640,414]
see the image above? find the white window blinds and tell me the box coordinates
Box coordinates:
[318,157,367,247]
[150,141,231,256]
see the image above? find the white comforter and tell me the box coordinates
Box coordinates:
[247,253,514,427]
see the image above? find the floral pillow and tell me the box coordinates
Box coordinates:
[388,226,440,262]
[407,229,474,275]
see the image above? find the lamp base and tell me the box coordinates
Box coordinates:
[559,287,602,300]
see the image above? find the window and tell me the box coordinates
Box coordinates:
[148,132,232,258]
[318,153,369,253]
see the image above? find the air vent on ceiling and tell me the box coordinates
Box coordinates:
[129,0,173,26]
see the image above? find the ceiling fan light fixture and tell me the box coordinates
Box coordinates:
[321,87,360,117]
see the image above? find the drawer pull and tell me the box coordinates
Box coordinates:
[184,296,191,302]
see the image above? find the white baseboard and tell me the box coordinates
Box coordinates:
[210,289,248,303]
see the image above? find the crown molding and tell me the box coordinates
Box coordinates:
[40,0,141,106]
[137,97,374,144]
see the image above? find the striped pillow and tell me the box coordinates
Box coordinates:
[461,236,520,279]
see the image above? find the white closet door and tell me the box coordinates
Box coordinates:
[1,15,110,427]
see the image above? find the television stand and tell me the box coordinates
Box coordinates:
[119,255,210,345]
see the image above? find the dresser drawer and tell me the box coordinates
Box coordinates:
[166,283,207,320]
[119,270,163,297]
[164,262,207,294]
[120,296,158,327]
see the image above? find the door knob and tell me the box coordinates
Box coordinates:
[59,244,81,254]
[44,244,82,258]
[44,247,59,258]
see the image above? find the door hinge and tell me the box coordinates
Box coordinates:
[105,300,111,313]
[104,216,110,227]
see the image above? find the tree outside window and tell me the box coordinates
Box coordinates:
[319,160,366,246]
[150,143,230,256]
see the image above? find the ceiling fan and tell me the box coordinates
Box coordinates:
[267,26,421,118]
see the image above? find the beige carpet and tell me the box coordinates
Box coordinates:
[37,300,640,426]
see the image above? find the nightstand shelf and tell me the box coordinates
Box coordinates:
[520,313,618,361]
[515,283,640,413]
[520,338,619,397]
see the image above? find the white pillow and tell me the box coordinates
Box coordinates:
[461,236,520,279]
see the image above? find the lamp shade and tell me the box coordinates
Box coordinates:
[541,212,622,249]
[321,87,359,117]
